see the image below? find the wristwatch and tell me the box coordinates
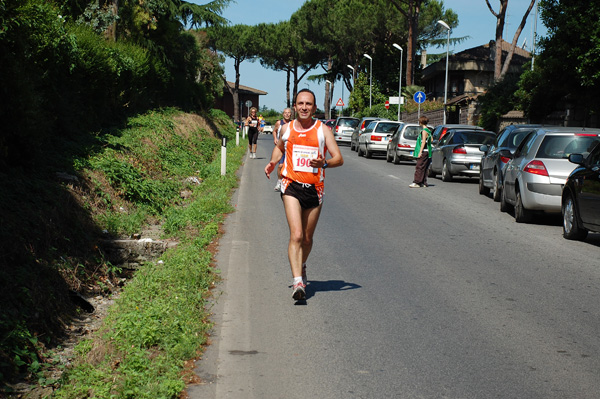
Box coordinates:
[322,160,328,169]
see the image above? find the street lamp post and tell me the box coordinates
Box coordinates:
[392,43,403,121]
[339,74,344,116]
[325,79,332,119]
[363,54,372,108]
[438,20,450,124]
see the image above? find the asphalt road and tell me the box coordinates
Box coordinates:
[187,134,600,399]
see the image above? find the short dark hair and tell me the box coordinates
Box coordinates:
[419,115,429,125]
[293,88,316,105]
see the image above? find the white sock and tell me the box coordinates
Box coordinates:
[293,276,303,285]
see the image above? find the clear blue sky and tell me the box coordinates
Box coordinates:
[191,0,546,113]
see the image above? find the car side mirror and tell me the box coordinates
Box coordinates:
[568,153,584,165]
[480,144,489,153]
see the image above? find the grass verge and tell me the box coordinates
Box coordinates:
[0,107,247,397]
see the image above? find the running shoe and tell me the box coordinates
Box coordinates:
[292,282,306,300]
[274,180,281,192]
[409,182,421,188]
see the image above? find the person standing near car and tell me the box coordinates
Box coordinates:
[272,108,293,191]
[264,89,343,301]
[245,107,261,158]
[410,115,433,188]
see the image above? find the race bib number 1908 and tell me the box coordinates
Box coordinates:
[292,144,319,173]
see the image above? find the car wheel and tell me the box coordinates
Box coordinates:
[441,159,452,182]
[350,141,355,151]
[514,190,532,223]
[428,167,436,178]
[365,147,373,158]
[479,172,490,195]
[562,193,588,240]
[386,149,392,162]
[357,144,364,157]
[393,151,400,165]
[492,172,502,202]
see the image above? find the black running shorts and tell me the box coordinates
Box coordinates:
[281,180,322,209]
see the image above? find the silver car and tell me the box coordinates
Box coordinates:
[429,129,495,181]
[500,126,600,223]
[357,121,401,158]
[332,117,359,145]
[386,123,422,164]
[351,117,387,151]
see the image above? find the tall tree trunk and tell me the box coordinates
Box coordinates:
[324,56,332,119]
[286,69,291,109]
[233,58,241,122]
[486,0,508,81]
[389,0,423,86]
[104,0,118,42]
[499,0,536,78]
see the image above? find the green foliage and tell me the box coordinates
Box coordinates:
[52,113,246,399]
[0,0,226,170]
[0,108,242,394]
[479,74,520,131]
[513,0,600,122]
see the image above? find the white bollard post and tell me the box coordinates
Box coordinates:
[236,123,240,146]
[221,137,227,176]
[243,125,247,139]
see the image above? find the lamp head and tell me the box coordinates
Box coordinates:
[437,20,450,30]
[363,54,372,60]
[393,43,403,51]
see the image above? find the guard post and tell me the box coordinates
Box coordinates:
[221,137,227,176]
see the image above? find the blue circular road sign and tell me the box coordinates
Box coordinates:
[413,91,426,104]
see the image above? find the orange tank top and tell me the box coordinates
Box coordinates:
[280,119,327,186]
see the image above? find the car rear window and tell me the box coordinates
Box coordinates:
[374,122,399,133]
[403,126,421,140]
[453,131,494,145]
[536,135,600,159]
[339,119,358,128]
[502,129,534,149]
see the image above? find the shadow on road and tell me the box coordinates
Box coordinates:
[305,280,361,300]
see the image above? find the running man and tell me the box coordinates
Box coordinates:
[272,108,293,192]
[264,89,344,301]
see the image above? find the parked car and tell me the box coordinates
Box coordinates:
[325,119,335,129]
[386,123,422,164]
[429,129,495,181]
[561,144,600,240]
[479,125,542,201]
[351,117,387,151]
[562,141,600,240]
[500,127,600,223]
[332,117,359,145]
[357,120,401,158]
[431,124,483,145]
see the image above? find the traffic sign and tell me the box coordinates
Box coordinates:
[413,91,426,104]
[245,100,252,107]
[385,101,390,109]
[336,98,345,107]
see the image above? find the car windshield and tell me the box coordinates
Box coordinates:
[452,131,494,145]
[403,126,421,140]
[375,122,399,133]
[339,119,358,128]
[536,135,600,159]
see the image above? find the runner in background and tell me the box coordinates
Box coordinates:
[272,108,292,192]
